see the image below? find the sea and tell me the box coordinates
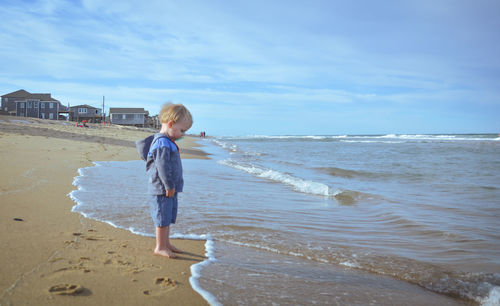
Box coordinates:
[69,134,500,305]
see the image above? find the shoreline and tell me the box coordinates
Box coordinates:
[0,115,209,305]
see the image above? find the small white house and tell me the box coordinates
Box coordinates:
[109,108,148,127]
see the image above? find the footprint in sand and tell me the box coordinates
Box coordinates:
[142,277,177,296]
[48,284,85,295]
[154,277,177,288]
[53,265,91,274]
[73,232,104,241]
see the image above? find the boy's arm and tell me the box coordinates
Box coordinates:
[153,146,176,194]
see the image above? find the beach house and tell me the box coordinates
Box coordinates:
[1,89,64,120]
[69,104,103,123]
[109,108,148,127]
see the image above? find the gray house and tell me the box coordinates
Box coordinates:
[69,104,103,123]
[109,108,148,127]
[1,89,63,120]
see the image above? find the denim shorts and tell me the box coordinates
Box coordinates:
[149,194,178,227]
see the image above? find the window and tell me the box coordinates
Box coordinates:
[41,113,45,119]
[135,114,142,119]
[27,100,37,108]
[78,108,87,113]
[49,113,54,119]
[20,102,25,108]
[49,102,54,108]
[4,98,8,102]
[122,114,126,119]
[41,102,45,108]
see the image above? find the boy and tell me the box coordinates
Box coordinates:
[140,103,192,258]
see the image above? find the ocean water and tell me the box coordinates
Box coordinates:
[69,134,500,305]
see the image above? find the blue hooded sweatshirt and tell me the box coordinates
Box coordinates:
[136,133,184,195]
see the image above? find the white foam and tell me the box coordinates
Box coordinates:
[219,159,330,197]
[223,135,347,140]
[374,134,499,141]
[212,139,265,157]
[127,227,154,238]
[68,162,100,212]
[221,134,500,142]
[212,139,238,152]
[340,261,361,268]
[480,286,500,306]
[189,237,222,306]
[171,233,209,240]
[224,239,283,255]
[341,140,404,144]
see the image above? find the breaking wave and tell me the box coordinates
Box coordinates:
[219,159,370,205]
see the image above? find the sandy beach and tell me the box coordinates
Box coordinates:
[0,115,209,305]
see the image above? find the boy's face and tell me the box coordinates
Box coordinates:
[167,118,190,141]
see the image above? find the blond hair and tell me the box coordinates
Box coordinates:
[160,103,193,128]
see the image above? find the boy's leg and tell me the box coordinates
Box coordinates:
[150,194,182,256]
[154,226,175,258]
[166,194,183,254]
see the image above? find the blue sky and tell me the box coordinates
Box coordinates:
[1,0,499,135]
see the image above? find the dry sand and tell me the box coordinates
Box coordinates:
[0,115,209,305]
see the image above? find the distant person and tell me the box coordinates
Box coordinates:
[137,103,193,258]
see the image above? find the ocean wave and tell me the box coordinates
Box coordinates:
[351,134,500,142]
[315,166,389,179]
[212,139,239,152]
[218,159,369,205]
[217,134,500,143]
[347,253,500,304]
[222,234,500,305]
[222,135,348,140]
[212,138,266,157]
[354,254,500,304]
[219,159,329,196]
[340,140,405,144]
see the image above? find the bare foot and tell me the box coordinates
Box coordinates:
[167,244,184,254]
[154,248,176,259]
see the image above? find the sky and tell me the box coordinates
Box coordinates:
[1,0,499,136]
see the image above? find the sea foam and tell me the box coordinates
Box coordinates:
[219,159,331,197]
[189,237,221,306]
[481,286,500,306]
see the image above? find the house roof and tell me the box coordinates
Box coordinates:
[70,104,100,109]
[1,89,30,98]
[109,108,147,114]
[31,93,58,101]
[1,89,59,102]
